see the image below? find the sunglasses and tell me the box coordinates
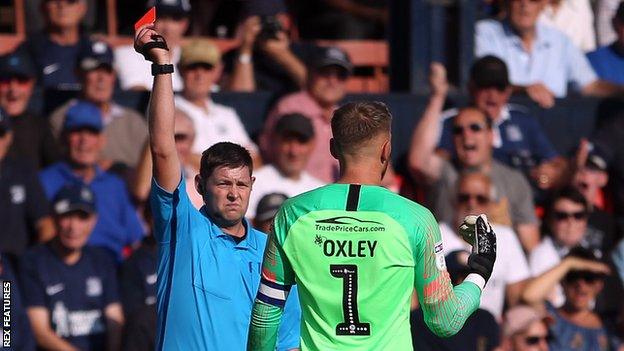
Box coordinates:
[174,133,190,142]
[553,210,587,221]
[564,270,603,283]
[452,123,486,135]
[184,63,215,71]
[525,334,553,345]
[45,0,80,4]
[316,67,349,81]
[0,76,32,84]
[457,193,490,205]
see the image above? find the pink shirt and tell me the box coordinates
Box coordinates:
[260,91,338,183]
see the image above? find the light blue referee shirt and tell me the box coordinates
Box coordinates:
[475,19,597,97]
[150,178,301,350]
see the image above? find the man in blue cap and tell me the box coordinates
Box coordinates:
[0,107,54,258]
[0,47,60,169]
[39,101,144,260]
[49,41,148,170]
[20,183,124,351]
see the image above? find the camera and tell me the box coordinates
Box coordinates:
[258,16,283,41]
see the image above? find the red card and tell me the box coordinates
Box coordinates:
[134,7,156,31]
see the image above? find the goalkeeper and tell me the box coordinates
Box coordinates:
[247,101,497,350]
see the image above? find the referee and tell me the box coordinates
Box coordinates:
[134,24,300,350]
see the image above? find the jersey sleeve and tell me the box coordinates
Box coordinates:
[412,209,482,338]
[149,175,190,244]
[248,207,296,351]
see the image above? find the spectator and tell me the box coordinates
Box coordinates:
[223,10,314,94]
[409,64,540,251]
[439,171,531,320]
[539,0,595,52]
[501,305,552,351]
[20,184,124,351]
[0,255,36,351]
[437,57,567,192]
[247,113,324,219]
[260,46,353,183]
[0,48,61,169]
[49,41,148,171]
[410,249,500,351]
[571,140,617,251]
[174,39,261,165]
[252,192,288,233]
[19,0,94,90]
[588,2,624,85]
[132,109,203,209]
[39,102,144,260]
[475,0,624,108]
[522,247,614,351]
[0,109,54,258]
[293,0,387,39]
[114,0,190,91]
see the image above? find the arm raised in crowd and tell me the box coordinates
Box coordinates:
[408,62,448,184]
[134,25,180,192]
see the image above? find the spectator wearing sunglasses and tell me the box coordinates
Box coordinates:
[439,171,531,320]
[523,247,614,351]
[0,47,60,170]
[260,46,353,183]
[502,304,552,351]
[436,56,566,193]
[410,63,540,252]
[49,41,148,173]
[114,0,190,92]
[174,39,261,167]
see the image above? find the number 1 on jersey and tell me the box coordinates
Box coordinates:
[330,264,371,336]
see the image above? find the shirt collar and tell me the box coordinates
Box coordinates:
[502,20,551,51]
[200,207,259,251]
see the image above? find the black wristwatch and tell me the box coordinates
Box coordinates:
[151,63,174,76]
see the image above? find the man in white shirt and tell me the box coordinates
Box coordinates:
[173,39,259,162]
[114,0,189,91]
[440,171,530,320]
[247,113,324,219]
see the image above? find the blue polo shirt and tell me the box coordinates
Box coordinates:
[438,105,559,173]
[150,178,301,351]
[20,244,119,351]
[39,162,144,260]
[475,19,597,97]
[587,44,624,85]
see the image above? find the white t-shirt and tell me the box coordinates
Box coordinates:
[247,164,325,218]
[440,222,531,320]
[539,0,596,52]
[114,45,184,92]
[174,96,257,154]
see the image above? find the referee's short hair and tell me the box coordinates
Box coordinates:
[331,101,392,155]
[200,142,253,178]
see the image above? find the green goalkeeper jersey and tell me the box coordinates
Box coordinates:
[248,184,483,351]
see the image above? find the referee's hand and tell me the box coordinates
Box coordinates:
[459,214,497,283]
[134,25,171,64]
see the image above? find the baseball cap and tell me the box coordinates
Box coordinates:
[255,193,288,222]
[179,40,221,68]
[470,55,510,89]
[503,305,553,337]
[0,108,11,134]
[274,113,315,141]
[0,48,36,79]
[309,46,353,74]
[148,0,191,17]
[53,183,97,216]
[77,41,113,71]
[63,101,103,132]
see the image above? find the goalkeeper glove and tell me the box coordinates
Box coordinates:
[459,214,497,284]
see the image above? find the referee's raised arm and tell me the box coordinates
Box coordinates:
[134,24,180,192]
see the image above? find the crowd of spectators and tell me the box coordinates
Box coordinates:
[3,0,624,350]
